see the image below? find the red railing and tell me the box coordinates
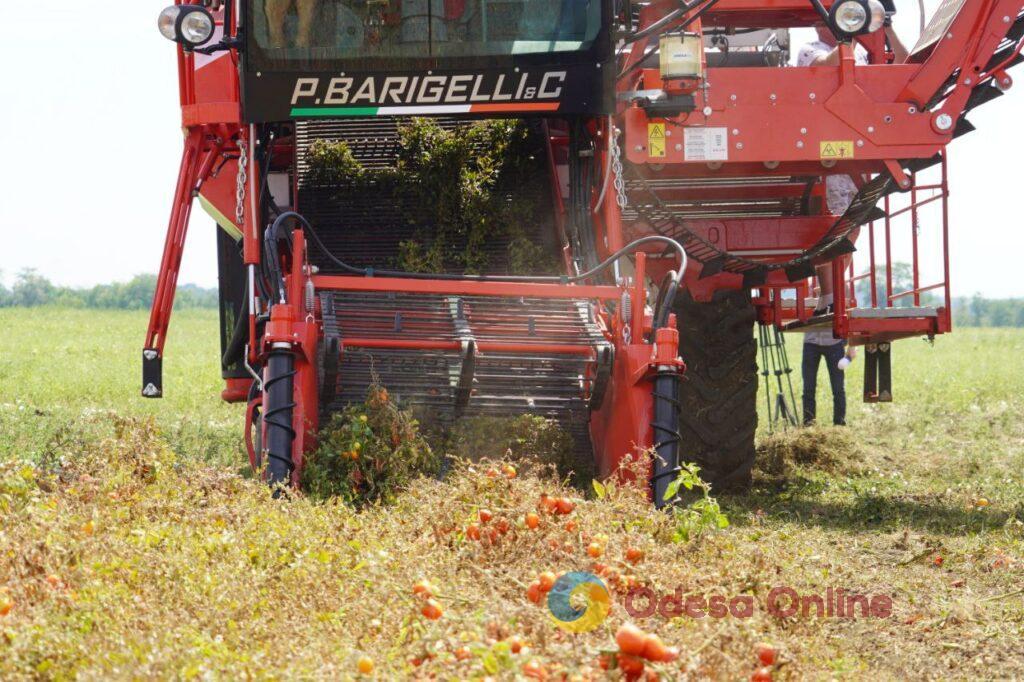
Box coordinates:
[755,152,953,343]
[840,151,952,339]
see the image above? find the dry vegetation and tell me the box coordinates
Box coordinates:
[754,427,862,480]
[0,310,1022,680]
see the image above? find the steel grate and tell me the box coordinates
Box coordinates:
[320,290,609,457]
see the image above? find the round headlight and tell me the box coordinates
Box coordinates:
[866,0,887,33]
[832,1,868,35]
[178,8,215,47]
[157,5,215,48]
[157,6,181,42]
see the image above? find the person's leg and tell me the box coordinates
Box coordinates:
[296,0,319,47]
[802,343,822,425]
[825,342,847,425]
[264,0,291,48]
[815,264,834,304]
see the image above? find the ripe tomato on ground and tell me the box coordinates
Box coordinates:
[615,623,647,656]
[421,598,443,620]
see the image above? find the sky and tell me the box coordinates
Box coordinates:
[0,2,1021,298]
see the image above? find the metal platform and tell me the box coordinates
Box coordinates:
[783,307,940,338]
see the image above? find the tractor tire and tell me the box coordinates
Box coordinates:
[674,289,759,492]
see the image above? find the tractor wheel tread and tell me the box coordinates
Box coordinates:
[673,289,758,492]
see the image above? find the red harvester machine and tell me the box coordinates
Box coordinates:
[146,0,1023,502]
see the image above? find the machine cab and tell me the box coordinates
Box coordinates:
[241,0,615,121]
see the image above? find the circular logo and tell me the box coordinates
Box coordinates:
[547,571,611,633]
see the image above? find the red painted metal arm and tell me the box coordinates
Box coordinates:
[143,133,222,396]
[145,131,203,356]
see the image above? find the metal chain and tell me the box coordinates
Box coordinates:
[235,138,248,226]
[611,126,628,209]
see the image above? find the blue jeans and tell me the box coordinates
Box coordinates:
[802,342,847,426]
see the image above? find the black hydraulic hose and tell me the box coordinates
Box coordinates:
[652,271,681,332]
[274,212,364,275]
[256,258,273,304]
[263,226,284,304]
[221,293,249,368]
[275,210,689,288]
[259,131,280,222]
[264,208,294,304]
[570,120,600,274]
[260,132,289,304]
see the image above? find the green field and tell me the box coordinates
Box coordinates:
[1,308,1021,679]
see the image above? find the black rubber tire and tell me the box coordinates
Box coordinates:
[674,289,759,492]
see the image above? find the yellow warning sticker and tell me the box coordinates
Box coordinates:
[820,140,855,159]
[648,122,666,158]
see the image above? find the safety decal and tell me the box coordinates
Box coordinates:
[648,122,667,158]
[820,141,855,159]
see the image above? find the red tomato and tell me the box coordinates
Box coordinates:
[615,623,647,656]
[756,643,777,667]
[421,598,443,620]
[526,581,543,604]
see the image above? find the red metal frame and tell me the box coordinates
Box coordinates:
[756,151,953,342]
[145,131,223,356]
[309,275,621,301]
[835,152,953,341]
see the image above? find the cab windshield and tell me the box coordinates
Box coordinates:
[249,0,603,62]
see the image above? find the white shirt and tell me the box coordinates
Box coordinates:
[797,41,866,215]
[804,294,843,346]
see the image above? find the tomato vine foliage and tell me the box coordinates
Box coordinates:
[303,386,439,505]
[306,118,558,276]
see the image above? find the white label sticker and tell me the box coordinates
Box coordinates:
[684,127,729,161]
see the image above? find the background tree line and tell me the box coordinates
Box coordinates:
[853,262,1024,328]
[0,270,216,310]
[2,268,1022,326]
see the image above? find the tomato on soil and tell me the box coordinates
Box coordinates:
[756,643,777,666]
[421,598,443,620]
[615,623,647,656]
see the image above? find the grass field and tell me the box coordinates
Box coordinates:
[0,308,1021,680]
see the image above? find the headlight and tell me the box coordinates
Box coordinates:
[829,0,886,38]
[833,1,868,34]
[865,0,887,33]
[157,5,215,48]
[157,6,181,42]
[179,10,215,46]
